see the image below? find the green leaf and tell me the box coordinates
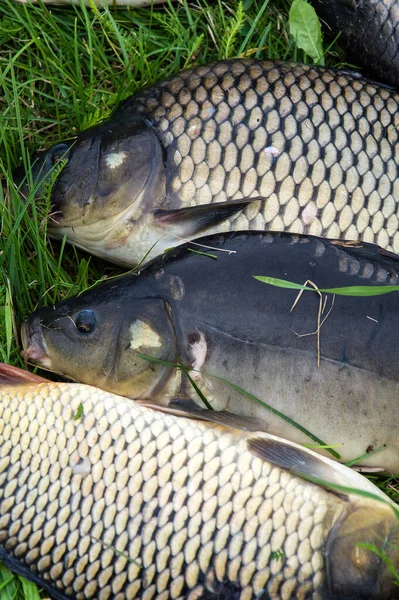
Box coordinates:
[289,0,324,64]
[73,403,84,421]
[254,276,399,297]
[187,249,218,260]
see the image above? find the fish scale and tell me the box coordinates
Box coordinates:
[22,58,399,266]
[117,59,399,250]
[0,381,346,600]
[312,0,399,89]
[1,372,399,599]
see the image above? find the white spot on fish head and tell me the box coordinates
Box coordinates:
[72,456,91,477]
[129,319,162,351]
[188,330,207,370]
[302,201,318,225]
[264,146,280,157]
[155,268,165,281]
[105,151,128,169]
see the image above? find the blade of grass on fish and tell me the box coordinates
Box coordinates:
[345,445,388,468]
[135,352,213,410]
[356,543,399,585]
[75,237,168,298]
[180,363,214,411]
[254,276,399,296]
[187,249,218,259]
[290,472,399,520]
[302,443,343,450]
[136,352,339,458]
[207,372,341,459]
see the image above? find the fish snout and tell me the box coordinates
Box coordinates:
[20,320,52,368]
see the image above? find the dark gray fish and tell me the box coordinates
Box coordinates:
[21,231,399,472]
[0,364,398,600]
[312,0,399,88]
[17,59,399,266]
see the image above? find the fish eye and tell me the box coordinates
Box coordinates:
[74,310,96,334]
[50,143,70,165]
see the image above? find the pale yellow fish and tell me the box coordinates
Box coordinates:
[16,59,399,267]
[0,365,398,599]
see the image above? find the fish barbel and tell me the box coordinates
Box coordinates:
[16,59,399,266]
[21,231,399,472]
[0,364,398,600]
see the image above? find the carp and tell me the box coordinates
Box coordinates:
[312,0,399,89]
[16,59,399,266]
[21,231,399,471]
[0,364,398,600]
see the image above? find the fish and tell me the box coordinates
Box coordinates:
[16,58,399,267]
[21,231,399,472]
[311,0,399,89]
[0,363,398,600]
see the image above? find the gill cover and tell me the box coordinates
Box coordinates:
[326,504,399,599]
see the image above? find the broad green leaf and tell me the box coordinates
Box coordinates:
[289,0,324,64]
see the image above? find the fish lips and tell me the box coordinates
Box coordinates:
[20,320,53,369]
[12,142,73,212]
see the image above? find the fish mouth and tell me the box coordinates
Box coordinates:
[20,320,53,369]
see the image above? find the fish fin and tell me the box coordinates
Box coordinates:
[247,436,389,499]
[137,397,268,432]
[153,197,265,236]
[0,363,49,385]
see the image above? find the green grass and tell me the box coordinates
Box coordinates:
[0,0,397,597]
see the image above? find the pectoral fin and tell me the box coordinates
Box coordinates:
[247,435,390,501]
[0,363,49,385]
[153,197,265,237]
[137,397,268,432]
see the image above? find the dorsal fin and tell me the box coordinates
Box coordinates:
[247,436,390,501]
[0,363,49,385]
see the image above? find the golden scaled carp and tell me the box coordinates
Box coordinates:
[15,59,399,266]
[0,364,398,600]
[21,231,399,472]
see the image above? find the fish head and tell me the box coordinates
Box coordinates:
[327,502,399,599]
[21,282,177,399]
[15,117,165,233]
